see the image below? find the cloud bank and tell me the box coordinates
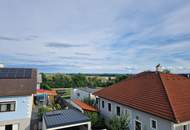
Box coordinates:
[0,0,190,73]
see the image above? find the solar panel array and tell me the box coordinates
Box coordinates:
[0,68,32,79]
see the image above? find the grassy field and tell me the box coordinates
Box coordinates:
[62,88,72,99]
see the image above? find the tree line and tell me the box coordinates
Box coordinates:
[40,73,129,90]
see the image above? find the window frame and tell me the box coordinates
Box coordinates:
[108,103,111,112]
[116,106,121,116]
[134,119,142,130]
[102,100,104,108]
[0,101,16,113]
[183,125,187,130]
[150,118,157,130]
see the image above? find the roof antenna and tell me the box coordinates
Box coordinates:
[156,64,162,72]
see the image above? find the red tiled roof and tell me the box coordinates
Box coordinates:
[37,89,57,96]
[72,99,98,112]
[93,72,190,123]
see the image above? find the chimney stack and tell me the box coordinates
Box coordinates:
[156,64,162,72]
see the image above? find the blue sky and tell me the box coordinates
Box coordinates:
[0,0,190,73]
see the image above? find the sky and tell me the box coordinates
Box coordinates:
[0,0,190,73]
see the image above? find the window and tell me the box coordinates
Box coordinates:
[116,106,120,116]
[150,119,157,129]
[0,101,16,112]
[135,120,142,130]
[108,103,111,112]
[5,124,12,130]
[77,93,80,97]
[183,125,187,130]
[102,101,104,108]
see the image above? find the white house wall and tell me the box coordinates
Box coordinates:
[174,121,190,130]
[0,96,33,130]
[99,98,172,130]
[71,89,90,100]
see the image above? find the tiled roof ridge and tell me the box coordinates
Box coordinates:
[94,71,156,95]
[158,72,178,123]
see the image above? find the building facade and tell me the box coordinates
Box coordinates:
[94,71,190,130]
[0,96,33,130]
[97,97,190,130]
[71,87,101,101]
[0,68,37,130]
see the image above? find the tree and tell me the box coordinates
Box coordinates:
[114,75,129,83]
[38,106,52,120]
[109,115,130,130]
[71,74,88,88]
[162,69,171,74]
[41,73,48,82]
[84,111,99,127]
[40,84,52,90]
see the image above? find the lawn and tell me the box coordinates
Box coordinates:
[62,88,72,99]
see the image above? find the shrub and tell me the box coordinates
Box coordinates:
[38,106,52,120]
[84,111,99,127]
[109,115,130,130]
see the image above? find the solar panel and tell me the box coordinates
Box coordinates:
[0,73,8,78]
[8,72,16,78]
[0,68,33,79]
[25,71,32,78]
[16,71,24,78]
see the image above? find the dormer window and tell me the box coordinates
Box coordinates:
[0,101,16,112]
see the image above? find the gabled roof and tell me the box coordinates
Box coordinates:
[72,99,98,112]
[94,71,190,123]
[0,68,37,96]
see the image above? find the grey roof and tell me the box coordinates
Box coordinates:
[78,87,101,93]
[44,109,90,129]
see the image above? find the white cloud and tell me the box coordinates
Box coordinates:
[0,0,190,73]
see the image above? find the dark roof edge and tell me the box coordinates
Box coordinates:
[46,119,90,129]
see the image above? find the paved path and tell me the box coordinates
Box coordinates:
[30,106,40,130]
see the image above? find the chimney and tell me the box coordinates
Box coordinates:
[156,64,162,72]
[0,64,4,68]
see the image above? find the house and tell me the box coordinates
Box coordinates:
[42,109,91,130]
[71,87,101,101]
[35,89,57,105]
[94,71,190,130]
[37,73,42,89]
[0,68,37,130]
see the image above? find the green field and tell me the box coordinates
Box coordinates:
[62,88,72,99]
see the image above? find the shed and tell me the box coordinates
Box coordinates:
[42,109,91,130]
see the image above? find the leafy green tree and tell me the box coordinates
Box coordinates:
[38,106,52,120]
[114,75,129,83]
[109,115,130,130]
[71,74,88,88]
[40,84,52,90]
[84,112,99,127]
[41,73,48,82]
[162,69,171,74]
